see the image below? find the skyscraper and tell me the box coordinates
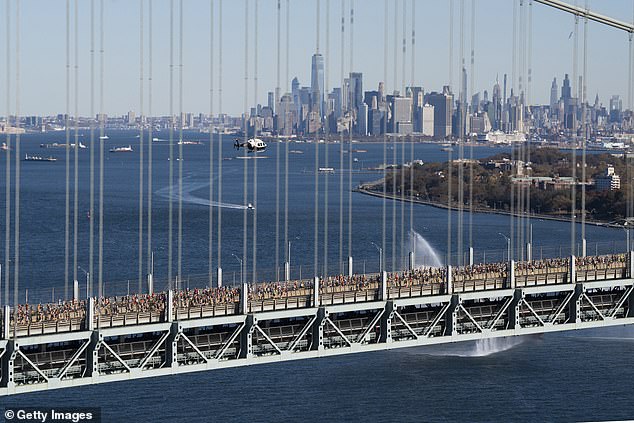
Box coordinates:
[425,86,453,139]
[348,72,363,112]
[550,77,558,113]
[311,54,325,118]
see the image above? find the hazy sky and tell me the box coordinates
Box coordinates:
[3,0,634,117]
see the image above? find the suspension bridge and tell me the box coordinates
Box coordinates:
[1,0,634,396]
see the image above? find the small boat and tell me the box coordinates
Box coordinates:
[177,140,203,145]
[109,145,133,153]
[289,150,304,154]
[99,135,109,140]
[24,154,57,162]
[319,167,335,174]
[247,203,254,210]
[0,143,8,151]
[353,158,359,162]
[441,147,454,152]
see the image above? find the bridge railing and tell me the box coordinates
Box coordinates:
[3,252,633,338]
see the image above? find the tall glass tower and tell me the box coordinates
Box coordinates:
[311,53,325,118]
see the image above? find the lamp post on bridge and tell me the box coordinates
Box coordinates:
[77,266,90,299]
[231,254,244,286]
[371,242,383,274]
[498,233,511,262]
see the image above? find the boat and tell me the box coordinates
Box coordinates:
[441,147,454,152]
[99,135,109,140]
[353,158,359,162]
[319,167,335,174]
[247,203,254,210]
[109,145,133,153]
[289,150,304,154]
[40,142,86,149]
[0,143,8,151]
[24,154,57,162]
[177,140,203,145]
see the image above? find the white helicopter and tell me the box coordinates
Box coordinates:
[234,138,267,153]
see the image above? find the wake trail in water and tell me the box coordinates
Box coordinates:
[155,181,247,210]
[413,336,531,358]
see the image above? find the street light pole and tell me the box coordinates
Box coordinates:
[371,242,383,274]
[232,254,244,285]
[498,233,511,262]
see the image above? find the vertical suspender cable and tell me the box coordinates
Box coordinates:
[4,0,11,305]
[581,0,587,254]
[458,0,464,266]
[138,0,144,293]
[148,0,153,276]
[524,0,533,255]
[73,0,79,290]
[510,0,517,261]
[447,0,453,265]
[283,0,289,279]
[571,9,578,256]
[314,0,320,278]
[469,0,475,256]
[339,0,345,274]
[323,0,329,276]
[178,0,184,286]
[243,0,249,284]
[168,0,174,287]
[89,0,95,296]
[208,0,214,286]
[409,0,415,253]
[382,0,388,272]
[252,0,258,283]
[392,0,397,271]
[348,0,354,271]
[400,0,406,269]
[65,0,71,299]
[217,0,223,281]
[98,0,104,296]
[274,0,280,282]
[13,0,20,307]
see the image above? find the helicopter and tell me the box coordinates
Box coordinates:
[234,138,267,153]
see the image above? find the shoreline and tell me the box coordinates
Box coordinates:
[354,186,623,229]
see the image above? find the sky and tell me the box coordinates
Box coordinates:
[2,0,634,117]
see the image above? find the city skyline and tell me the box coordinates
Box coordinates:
[2,0,634,117]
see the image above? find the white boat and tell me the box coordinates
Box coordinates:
[319,167,335,174]
[109,145,133,153]
[24,154,57,162]
[99,135,109,140]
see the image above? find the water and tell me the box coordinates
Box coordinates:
[1,131,634,420]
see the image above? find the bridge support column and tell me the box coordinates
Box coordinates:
[86,331,101,377]
[509,289,523,329]
[509,260,516,289]
[86,298,95,331]
[285,262,290,282]
[629,251,634,278]
[1,340,16,389]
[167,290,174,322]
[409,251,415,270]
[380,301,394,344]
[240,282,248,314]
[381,272,388,300]
[239,315,254,359]
[581,239,587,258]
[569,284,583,324]
[147,273,154,295]
[348,257,353,277]
[216,267,223,288]
[73,280,79,301]
[569,256,576,284]
[2,306,9,340]
[311,308,326,352]
[445,265,453,295]
[166,322,181,367]
[526,243,532,261]
[313,277,320,307]
[627,283,634,317]
[445,295,460,336]
[469,247,474,266]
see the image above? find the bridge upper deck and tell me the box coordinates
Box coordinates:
[3,253,630,338]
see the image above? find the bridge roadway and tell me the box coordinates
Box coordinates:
[0,253,633,396]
